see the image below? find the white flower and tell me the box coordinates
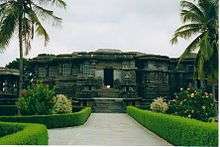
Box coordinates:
[150,97,168,113]
[191,110,194,113]
[191,93,195,98]
[180,88,183,91]
[187,88,190,91]
[202,106,206,109]
[188,114,191,118]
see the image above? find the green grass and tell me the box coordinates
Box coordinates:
[0,122,48,145]
[127,106,218,146]
[0,107,91,129]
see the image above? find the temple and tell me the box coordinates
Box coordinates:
[0,49,215,112]
[0,68,19,105]
[28,49,201,112]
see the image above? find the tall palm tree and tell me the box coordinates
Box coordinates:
[171,0,218,82]
[0,0,66,96]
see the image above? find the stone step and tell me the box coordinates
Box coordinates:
[91,98,125,113]
[97,88,120,98]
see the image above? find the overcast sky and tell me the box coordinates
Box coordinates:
[0,0,190,66]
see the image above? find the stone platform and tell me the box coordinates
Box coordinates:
[75,97,142,113]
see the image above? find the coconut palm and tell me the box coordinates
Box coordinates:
[0,0,66,96]
[171,0,218,82]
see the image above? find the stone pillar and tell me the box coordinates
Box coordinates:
[179,73,183,88]
[194,80,198,89]
[200,80,205,89]
[114,70,121,81]
[0,80,3,93]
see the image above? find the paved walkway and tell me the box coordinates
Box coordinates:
[49,113,171,145]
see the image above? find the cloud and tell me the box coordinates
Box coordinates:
[0,0,190,66]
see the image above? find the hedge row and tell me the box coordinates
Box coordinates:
[127,106,218,146]
[0,105,18,115]
[0,107,91,129]
[0,122,48,145]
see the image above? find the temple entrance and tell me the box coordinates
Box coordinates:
[104,69,113,88]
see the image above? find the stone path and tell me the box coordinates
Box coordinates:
[49,113,171,145]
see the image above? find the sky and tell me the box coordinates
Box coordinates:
[0,0,190,66]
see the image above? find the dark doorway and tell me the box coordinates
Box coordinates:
[104,69,113,87]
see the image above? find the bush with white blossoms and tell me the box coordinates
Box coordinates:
[52,94,72,114]
[168,88,217,121]
[150,97,169,113]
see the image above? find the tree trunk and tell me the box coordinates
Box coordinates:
[18,14,23,97]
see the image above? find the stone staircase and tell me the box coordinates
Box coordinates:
[97,88,120,98]
[92,98,126,113]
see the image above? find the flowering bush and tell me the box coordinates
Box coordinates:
[52,94,72,114]
[168,88,217,121]
[150,97,169,113]
[17,83,55,115]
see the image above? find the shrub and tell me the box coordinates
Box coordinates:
[168,88,217,121]
[52,94,72,114]
[0,107,91,129]
[127,106,218,146]
[150,97,168,113]
[0,122,48,145]
[16,83,55,115]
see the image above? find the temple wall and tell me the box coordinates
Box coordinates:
[114,70,121,81]
[30,52,196,100]
[95,69,104,79]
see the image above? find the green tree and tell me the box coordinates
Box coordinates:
[0,0,66,96]
[171,0,218,82]
[17,82,56,115]
[6,58,34,88]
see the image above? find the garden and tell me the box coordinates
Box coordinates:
[0,83,91,145]
[127,88,218,146]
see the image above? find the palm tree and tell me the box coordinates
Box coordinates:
[0,0,66,96]
[171,0,218,82]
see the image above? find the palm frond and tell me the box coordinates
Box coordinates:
[175,23,203,32]
[27,8,49,46]
[178,33,205,64]
[36,0,66,8]
[51,0,66,8]
[181,0,204,17]
[180,9,205,23]
[198,0,215,17]
[0,0,13,5]
[171,27,201,44]
[0,1,16,21]
[0,2,19,49]
[31,2,62,26]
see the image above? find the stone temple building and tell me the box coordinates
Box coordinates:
[26,49,203,112]
[0,68,19,105]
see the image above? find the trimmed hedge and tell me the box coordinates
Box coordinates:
[127,106,218,146]
[0,105,18,115]
[0,122,48,145]
[0,107,91,129]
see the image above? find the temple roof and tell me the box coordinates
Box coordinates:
[31,49,196,63]
[0,67,19,76]
[94,49,122,53]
